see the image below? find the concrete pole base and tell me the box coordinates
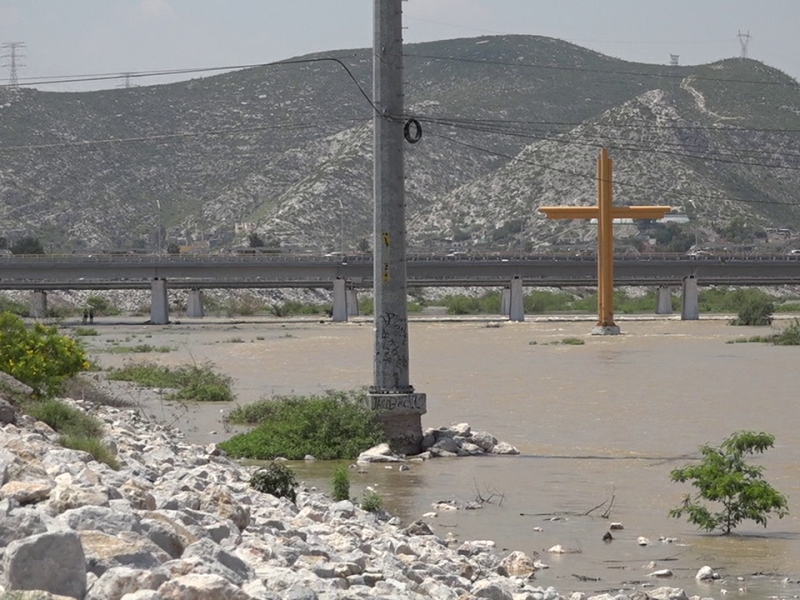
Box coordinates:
[29,291,47,319]
[332,278,348,322]
[508,276,524,322]
[655,286,673,315]
[150,278,170,325]
[591,325,621,336]
[346,286,359,317]
[186,290,204,318]
[500,287,511,316]
[364,392,426,455]
[681,275,700,320]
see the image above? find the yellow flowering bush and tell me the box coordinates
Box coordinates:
[0,312,90,397]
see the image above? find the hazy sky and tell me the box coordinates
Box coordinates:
[1,0,799,92]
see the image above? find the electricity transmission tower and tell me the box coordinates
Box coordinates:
[1,42,26,89]
[737,30,751,59]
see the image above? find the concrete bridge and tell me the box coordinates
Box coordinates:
[3,253,799,323]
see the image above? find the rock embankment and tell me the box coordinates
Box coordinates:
[0,397,694,600]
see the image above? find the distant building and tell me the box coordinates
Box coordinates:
[235,222,256,234]
[766,228,793,243]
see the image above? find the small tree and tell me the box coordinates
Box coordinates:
[331,466,350,502]
[10,235,45,255]
[249,462,298,503]
[0,312,91,397]
[248,232,265,248]
[669,431,788,534]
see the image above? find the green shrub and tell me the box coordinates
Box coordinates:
[106,361,179,387]
[25,398,104,438]
[730,297,774,326]
[0,312,90,397]
[59,433,119,470]
[86,295,121,316]
[561,337,585,345]
[360,489,383,513]
[106,344,174,354]
[219,390,385,460]
[107,361,234,402]
[0,296,29,316]
[170,363,234,402]
[332,466,351,502]
[73,327,99,337]
[772,319,800,345]
[250,462,298,503]
[669,431,789,534]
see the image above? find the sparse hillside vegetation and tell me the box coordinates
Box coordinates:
[0,36,798,252]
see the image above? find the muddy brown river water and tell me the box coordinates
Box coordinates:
[83,314,800,597]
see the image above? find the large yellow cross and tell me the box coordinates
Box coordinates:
[539,148,670,333]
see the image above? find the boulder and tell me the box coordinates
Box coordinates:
[181,538,255,585]
[0,399,16,425]
[60,504,142,535]
[199,485,250,531]
[497,550,537,577]
[468,431,497,453]
[2,530,87,599]
[649,587,690,600]
[0,480,53,505]
[48,483,110,514]
[0,371,34,399]
[85,566,169,600]
[695,565,720,581]
[403,520,436,536]
[78,530,170,576]
[491,441,520,455]
[157,573,253,600]
[471,579,514,600]
[356,443,405,463]
[119,479,157,511]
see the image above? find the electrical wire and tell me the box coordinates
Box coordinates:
[418,116,800,170]
[0,117,366,153]
[404,52,800,88]
[423,130,799,209]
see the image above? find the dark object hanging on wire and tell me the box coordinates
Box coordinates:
[404,119,422,144]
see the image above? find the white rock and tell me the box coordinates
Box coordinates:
[547,544,567,554]
[648,569,674,578]
[695,565,719,581]
[637,536,650,546]
[609,522,624,530]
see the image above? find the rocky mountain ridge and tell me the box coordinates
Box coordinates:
[0,35,798,252]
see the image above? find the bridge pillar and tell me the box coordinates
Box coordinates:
[332,278,348,322]
[500,286,511,316]
[508,276,525,322]
[29,291,47,319]
[346,284,359,317]
[655,286,673,315]
[186,289,204,318]
[681,275,699,320]
[150,278,170,325]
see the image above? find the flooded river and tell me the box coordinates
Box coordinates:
[86,315,800,597]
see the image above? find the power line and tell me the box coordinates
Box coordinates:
[424,130,798,209]
[403,51,798,88]
[0,117,366,153]
[418,116,800,169]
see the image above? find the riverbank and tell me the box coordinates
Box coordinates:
[0,393,702,600]
[32,316,800,597]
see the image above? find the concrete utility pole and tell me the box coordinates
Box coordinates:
[367,0,426,454]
